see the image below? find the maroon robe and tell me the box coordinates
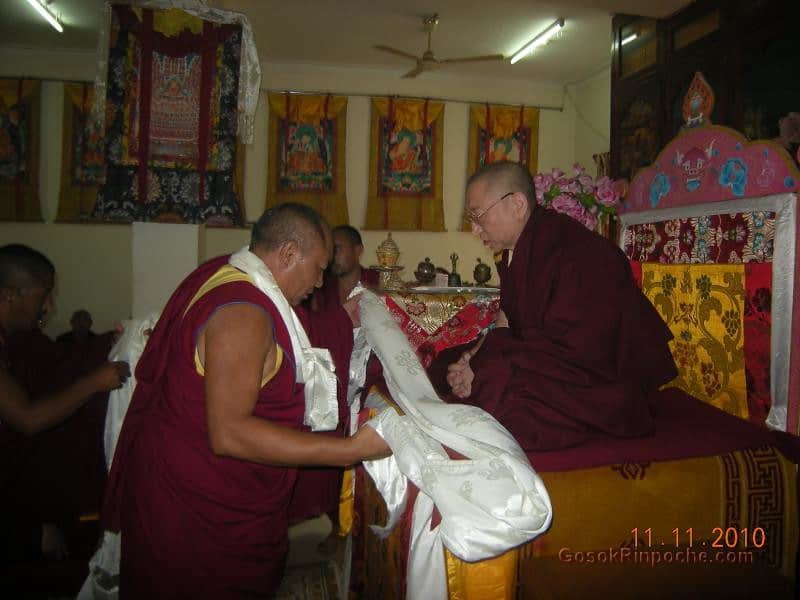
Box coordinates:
[1,331,112,563]
[103,256,305,599]
[312,266,379,315]
[289,306,353,522]
[286,267,377,522]
[463,207,677,451]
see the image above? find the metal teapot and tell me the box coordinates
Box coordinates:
[414,257,436,284]
[473,258,492,286]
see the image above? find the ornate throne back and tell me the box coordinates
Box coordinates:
[620,72,800,434]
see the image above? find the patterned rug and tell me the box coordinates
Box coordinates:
[275,561,339,600]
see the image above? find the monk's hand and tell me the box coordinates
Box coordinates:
[447,352,475,398]
[351,424,391,461]
[494,309,509,328]
[342,293,362,328]
[88,360,131,392]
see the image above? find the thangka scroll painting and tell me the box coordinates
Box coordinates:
[366,97,445,231]
[0,79,41,221]
[266,93,348,226]
[92,5,245,225]
[57,82,105,221]
[463,104,539,229]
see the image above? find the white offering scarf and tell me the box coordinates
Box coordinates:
[229,246,339,432]
[80,284,548,600]
[353,290,553,599]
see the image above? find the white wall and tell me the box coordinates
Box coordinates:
[0,45,603,337]
[567,67,611,175]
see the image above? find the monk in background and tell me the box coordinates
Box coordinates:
[311,224,379,312]
[290,224,379,551]
[445,161,677,451]
[104,204,389,599]
[0,244,128,583]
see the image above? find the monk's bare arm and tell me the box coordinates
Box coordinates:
[0,361,129,436]
[203,303,388,467]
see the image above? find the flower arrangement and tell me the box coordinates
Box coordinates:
[534,164,623,233]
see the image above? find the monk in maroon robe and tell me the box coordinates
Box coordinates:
[103,205,388,599]
[446,162,677,451]
[290,225,379,541]
[311,225,379,313]
[0,244,127,571]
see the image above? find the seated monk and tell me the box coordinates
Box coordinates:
[103,204,389,599]
[445,162,677,451]
[0,244,129,565]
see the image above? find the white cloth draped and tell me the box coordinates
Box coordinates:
[103,312,160,471]
[229,247,339,432]
[355,290,553,599]
[79,282,551,600]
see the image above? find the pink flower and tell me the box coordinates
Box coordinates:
[535,166,623,231]
[595,177,620,207]
[551,194,583,218]
[563,180,580,195]
[578,174,595,192]
[550,194,598,231]
[579,210,598,231]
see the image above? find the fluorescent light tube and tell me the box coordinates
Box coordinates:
[621,33,638,46]
[24,0,63,33]
[510,18,564,65]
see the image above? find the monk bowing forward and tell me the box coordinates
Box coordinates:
[448,162,677,451]
[104,204,389,599]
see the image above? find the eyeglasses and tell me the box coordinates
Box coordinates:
[466,191,514,224]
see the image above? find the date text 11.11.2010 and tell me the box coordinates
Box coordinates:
[631,527,767,549]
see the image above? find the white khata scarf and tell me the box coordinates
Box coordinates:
[352,290,553,600]
[229,246,338,431]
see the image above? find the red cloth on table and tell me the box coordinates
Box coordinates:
[455,206,678,451]
[103,256,305,599]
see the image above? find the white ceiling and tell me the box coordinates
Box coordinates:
[1,0,692,84]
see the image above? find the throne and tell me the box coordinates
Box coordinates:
[346,73,799,599]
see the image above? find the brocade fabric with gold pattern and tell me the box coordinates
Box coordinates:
[639,263,749,419]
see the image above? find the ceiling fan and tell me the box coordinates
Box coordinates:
[374,13,504,79]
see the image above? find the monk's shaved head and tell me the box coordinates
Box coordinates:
[0,244,55,290]
[250,203,329,254]
[466,161,536,207]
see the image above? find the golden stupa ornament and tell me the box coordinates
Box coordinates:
[372,232,405,291]
[376,232,400,267]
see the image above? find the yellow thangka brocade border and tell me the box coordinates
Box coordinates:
[365,97,445,231]
[463,104,539,230]
[131,6,204,36]
[266,93,349,226]
[640,263,748,419]
[57,82,101,221]
[0,78,41,221]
